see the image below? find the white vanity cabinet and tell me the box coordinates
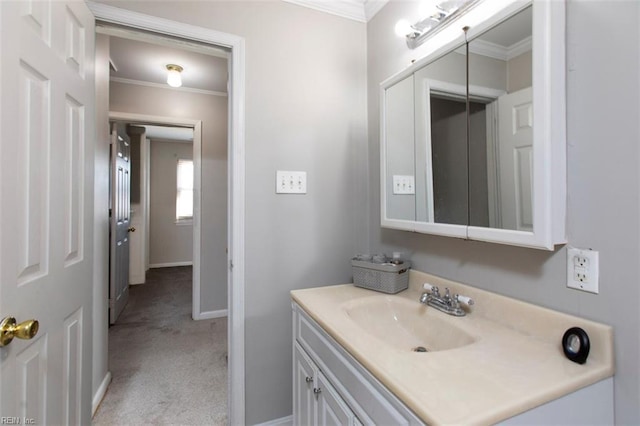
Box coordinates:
[292,302,425,426]
[294,342,358,426]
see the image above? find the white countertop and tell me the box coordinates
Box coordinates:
[291,270,615,425]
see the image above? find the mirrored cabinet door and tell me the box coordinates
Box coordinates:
[384,74,416,224]
[468,5,533,231]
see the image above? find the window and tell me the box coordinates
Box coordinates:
[176,159,193,221]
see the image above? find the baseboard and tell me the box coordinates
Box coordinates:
[194,309,228,320]
[149,261,193,268]
[254,415,293,426]
[92,371,112,417]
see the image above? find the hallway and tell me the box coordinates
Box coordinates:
[93,267,228,425]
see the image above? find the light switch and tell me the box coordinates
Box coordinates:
[276,171,307,194]
[393,175,415,195]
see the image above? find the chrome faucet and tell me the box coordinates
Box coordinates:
[420,283,474,317]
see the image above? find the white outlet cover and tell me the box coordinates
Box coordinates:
[392,175,415,195]
[276,170,307,194]
[567,247,599,294]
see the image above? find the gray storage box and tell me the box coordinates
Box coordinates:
[351,259,410,294]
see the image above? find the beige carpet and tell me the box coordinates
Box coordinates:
[93,266,228,425]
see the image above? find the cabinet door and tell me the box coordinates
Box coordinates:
[294,343,316,426]
[317,372,355,426]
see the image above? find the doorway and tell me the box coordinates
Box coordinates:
[108,113,205,322]
[90,3,246,424]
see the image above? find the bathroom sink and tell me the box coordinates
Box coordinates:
[342,296,476,352]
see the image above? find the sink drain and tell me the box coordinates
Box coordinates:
[412,346,429,353]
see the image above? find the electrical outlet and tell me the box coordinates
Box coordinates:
[567,247,599,294]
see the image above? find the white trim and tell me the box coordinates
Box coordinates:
[192,121,202,323]
[283,0,366,22]
[109,111,200,127]
[282,0,388,22]
[149,261,193,268]
[92,5,247,423]
[507,36,532,60]
[96,23,229,59]
[110,76,228,97]
[129,273,145,285]
[228,31,247,426]
[364,0,388,21]
[468,36,532,61]
[254,415,293,426]
[92,371,112,417]
[195,309,228,320]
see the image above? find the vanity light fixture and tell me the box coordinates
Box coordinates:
[166,64,183,88]
[395,0,481,49]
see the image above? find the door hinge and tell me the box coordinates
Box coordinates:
[229,260,234,270]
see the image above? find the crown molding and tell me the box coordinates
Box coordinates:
[282,0,388,23]
[364,0,388,21]
[468,36,532,61]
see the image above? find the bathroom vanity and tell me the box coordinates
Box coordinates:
[291,270,614,425]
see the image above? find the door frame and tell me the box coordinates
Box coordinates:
[89,3,246,424]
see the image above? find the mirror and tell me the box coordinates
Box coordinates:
[468,6,533,231]
[381,1,566,249]
[384,74,416,221]
[414,43,468,225]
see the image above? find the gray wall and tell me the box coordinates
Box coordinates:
[149,140,194,266]
[109,80,228,313]
[368,1,640,424]
[97,1,368,423]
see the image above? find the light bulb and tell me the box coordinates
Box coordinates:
[166,64,183,88]
[394,20,414,37]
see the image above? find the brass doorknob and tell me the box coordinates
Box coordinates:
[128,227,136,232]
[0,317,39,347]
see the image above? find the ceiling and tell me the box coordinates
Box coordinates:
[109,33,229,94]
[470,6,532,61]
[476,6,532,48]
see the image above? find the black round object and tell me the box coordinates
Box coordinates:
[562,327,590,364]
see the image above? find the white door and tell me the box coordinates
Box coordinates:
[110,123,131,324]
[0,1,95,424]
[497,87,534,231]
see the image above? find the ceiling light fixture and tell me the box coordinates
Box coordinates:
[396,0,480,49]
[166,64,183,88]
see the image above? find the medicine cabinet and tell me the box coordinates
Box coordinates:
[380,0,566,250]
